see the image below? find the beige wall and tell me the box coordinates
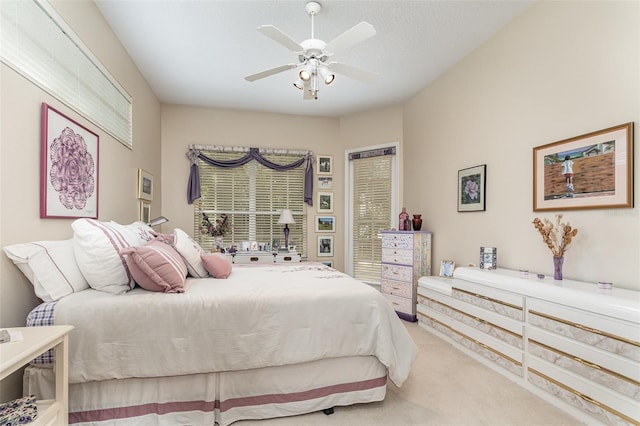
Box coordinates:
[404,0,639,289]
[159,105,343,266]
[0,1,161,326]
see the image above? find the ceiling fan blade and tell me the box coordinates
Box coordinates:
[328,62,378,84]
[245,64,297,82]
[325,22,376,55]
[257,25,303,53]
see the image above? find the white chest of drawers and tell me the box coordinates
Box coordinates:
[380,230,432,322]
[417,267,640,425]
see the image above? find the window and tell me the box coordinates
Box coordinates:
[346,144,398,284]
[1,0,133,148]
[194,149,307,255]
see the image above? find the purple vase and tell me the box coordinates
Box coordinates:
[553,256,564,280]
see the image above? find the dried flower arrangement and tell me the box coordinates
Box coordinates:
[201,213,229,237]
[532,214,578,258]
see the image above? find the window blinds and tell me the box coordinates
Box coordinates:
[350,148,395,283]
[194,150,307,255]
[0,0,133,148]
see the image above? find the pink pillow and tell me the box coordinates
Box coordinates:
[201,253,232,279]
[121,239,188,293]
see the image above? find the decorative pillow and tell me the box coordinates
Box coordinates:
[173,228,208,278]
[201,253,232,279]
[0,395,38,425]
[120,239,188,293]
[3,239,88,302]
[72,219,154,294]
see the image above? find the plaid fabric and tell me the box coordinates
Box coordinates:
[26,302,58,365]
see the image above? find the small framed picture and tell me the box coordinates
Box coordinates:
[440,260,455,278]
[321,261,333,268]
[318,235,334,257]
[318,176,333,190]
[458,164,486,212]
[137,168,154,201]
[315,216,335,232]
[317,155,333,175]
[139,201,150,223]
[480,247,497,270]
[317,192,334,213]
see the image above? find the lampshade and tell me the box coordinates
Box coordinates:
[148,216,169,227]
[277,209,295,224]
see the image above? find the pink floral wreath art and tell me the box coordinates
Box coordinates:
[49,126,95,210]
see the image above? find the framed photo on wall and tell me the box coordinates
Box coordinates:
[317,176,333,190]
[315,216,335,232]
[318,235,334,257]
[139,201,150,223]
[458,164,486,212]
[137,168,154,201]
[41,103,99,219]
[533,122,633,211]
[316,155,333,175]
[317,192,334,213]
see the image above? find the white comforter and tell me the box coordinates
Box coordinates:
[55,263,417,386]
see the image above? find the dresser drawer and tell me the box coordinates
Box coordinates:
[383,293,413,316]
[381,248,413,265]
[381,264,413,283]
[227,252,275,264]
[381,233,414,249]
[381,279,413,299]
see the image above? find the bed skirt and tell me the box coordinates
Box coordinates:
[25,356,388,425]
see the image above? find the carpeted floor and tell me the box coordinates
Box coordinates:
[236,321,583,425]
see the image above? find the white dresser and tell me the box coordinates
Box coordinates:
[417,267,639,425]
[380,230,432,322]
[226,251,301,264]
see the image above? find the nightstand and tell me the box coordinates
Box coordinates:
[0,325,73,425]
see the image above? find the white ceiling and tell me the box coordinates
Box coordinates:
[95,0,533,118]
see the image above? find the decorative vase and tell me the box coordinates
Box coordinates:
[213,236,224,253]
[399,207,409,231]
[412,214,423,231]
[553,256,564,280]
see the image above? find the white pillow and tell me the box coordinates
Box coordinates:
[72,219,154,294]
[3,239,89,302]
[173,228,208,278]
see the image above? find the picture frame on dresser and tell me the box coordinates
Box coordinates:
[533,122,633,211]
[458,164,486,212]
[41,103,99,219]
[479,247,497,269]
[439,260,455,278]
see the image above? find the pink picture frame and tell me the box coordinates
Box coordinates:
[41,103,99,218]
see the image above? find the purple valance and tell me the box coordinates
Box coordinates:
[186,147,313,206]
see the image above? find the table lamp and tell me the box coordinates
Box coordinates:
[277,209,295,252]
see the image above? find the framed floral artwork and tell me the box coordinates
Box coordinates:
[40,103,99,219]
[458,164,486,212]
[533,122,633,211]
[137,168,153,201]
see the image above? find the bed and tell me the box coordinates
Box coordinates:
[4,220,418,425]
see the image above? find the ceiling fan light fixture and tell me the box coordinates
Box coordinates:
[293,79,304,90]
[299,67,311,81]
[319,66,335,85]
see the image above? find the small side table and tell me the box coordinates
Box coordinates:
[0,325,74,425]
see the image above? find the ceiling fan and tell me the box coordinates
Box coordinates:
[244,1,378,100]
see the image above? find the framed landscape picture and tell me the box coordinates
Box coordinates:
[533,122,633,211]
[458,164,486,212]
[315,216,335,232]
